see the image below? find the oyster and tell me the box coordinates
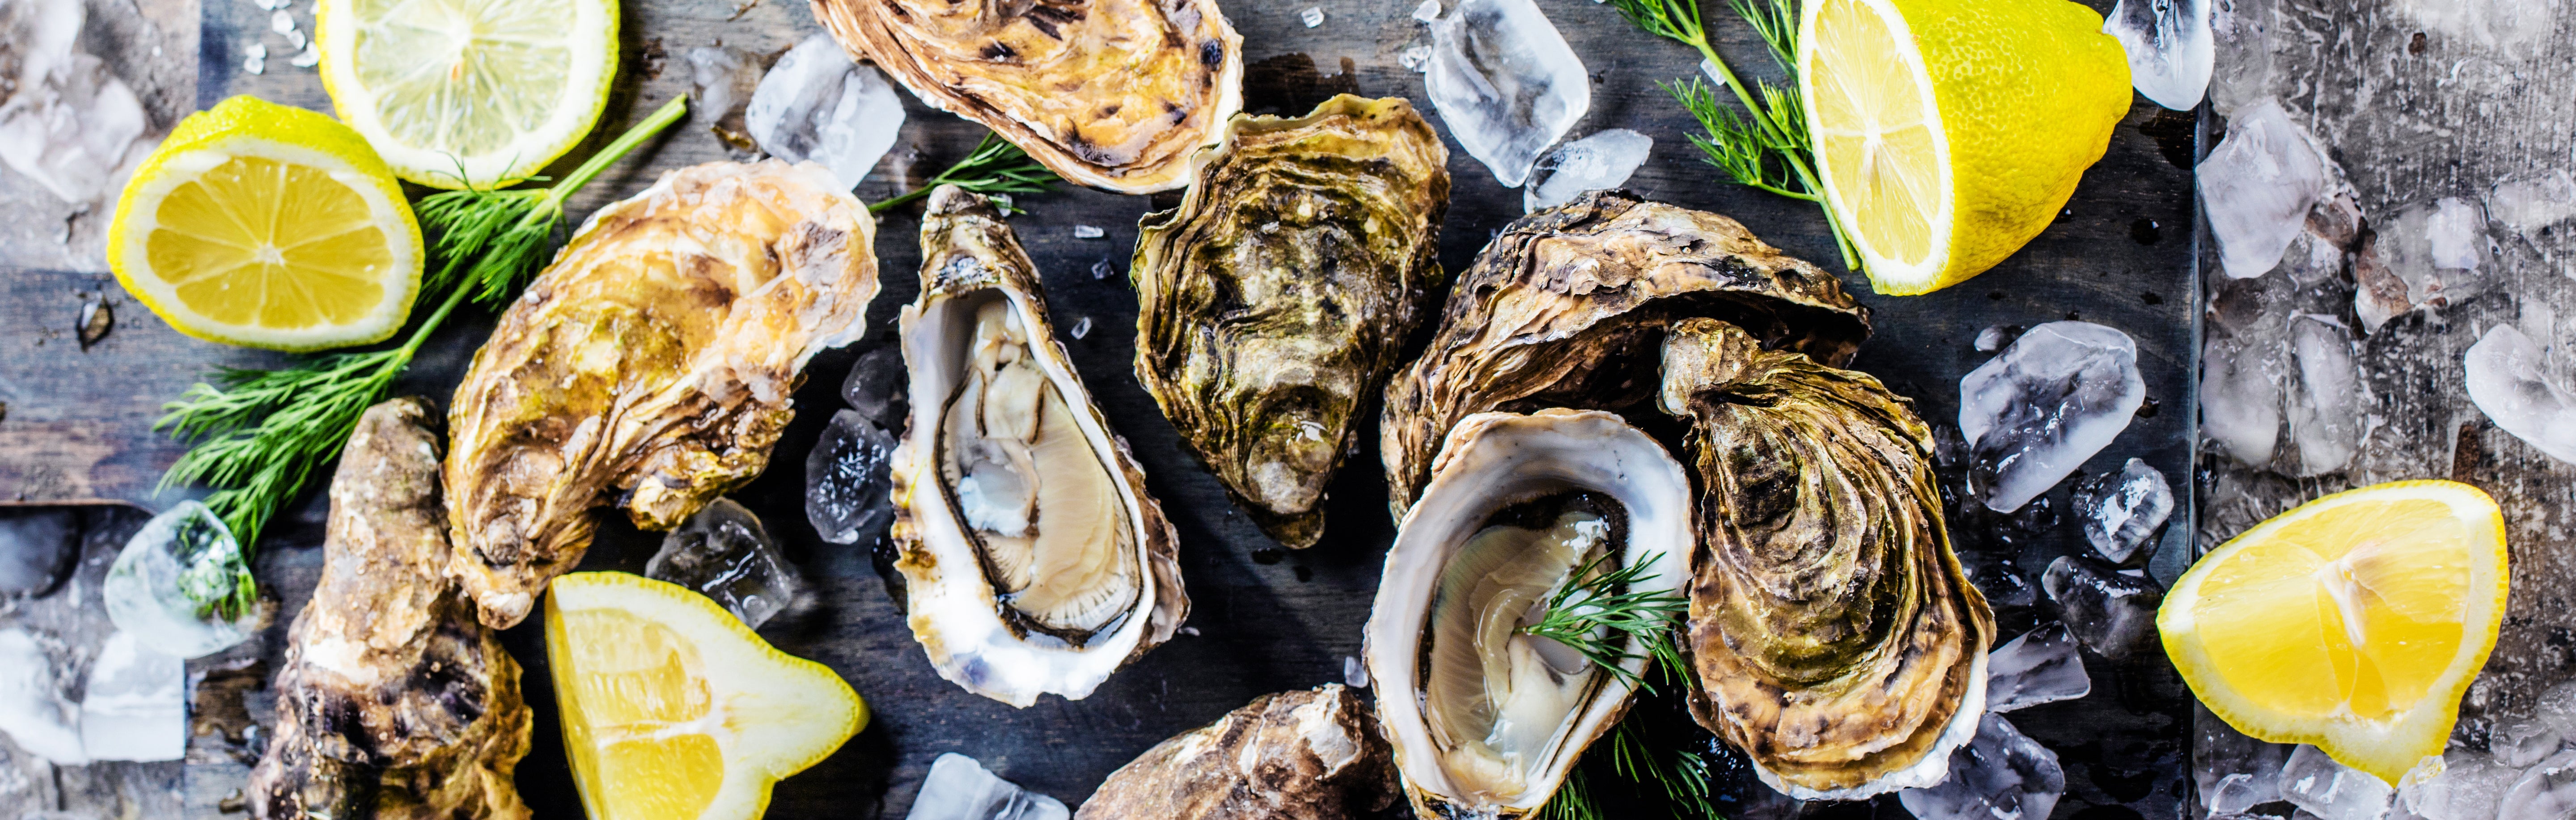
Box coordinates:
[891,185,1184,706]
[1379,190,1870,518]
[1077,684,1399,820]
[1363,409,1692,817]
[809,0,1241,193]
[445,160,879,629]
[1657,318,1993,799]
[1132,95,1451,548]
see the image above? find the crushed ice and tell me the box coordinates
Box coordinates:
[79,631,185,761]
[0,0,155,204]
[1299,6,1323,27]
[103,501,259,659]
[0,627,85,765]
[2104,0,2212,110]
[2071,458,2171,563]
[1985,622,2091,713]
[2464,321,2576,464]
[2197,705,2290,814]
[1958,321,2145,513]
[905,752,1070,820]
[807,409,899,546]
[649,499,803,628]
[1896,714,2065,820]
[1072,224,1104,239]
[2199,98,2330,279]
[1068,316,1092,340]
[2281,744,2394,820]
[1423,0,1589,187]
[2402,752,2519,820]
[1523,128,1650,212]
[745,34,907,190]
[2500,752,2576,820]
[2286,313,2363,476]
[2489,170,2576,237]
[2041,555,2161,660]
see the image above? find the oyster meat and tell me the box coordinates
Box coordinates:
[1077,684,1399,820]
[1364,409,1692,817]
[1658,318,1994,799]
[892,186,1184,706]
[1132,95,1451,548]
[809,0,1241,193]
[1379,190,1869,518]
[445,160,879,629]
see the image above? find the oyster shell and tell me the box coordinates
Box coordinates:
[1132,95,1451,548]
[1077,684,1399,820]
[809,0,1241,193]
[445,160,878,629]
[1378,190,1870,519]
[1364,409,1692,818]
[1657,318,1993,799]
[891,185,1185,706]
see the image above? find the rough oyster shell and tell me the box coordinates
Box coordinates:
[1133,94,1451,548]
[1378,190,1869,519]
[891,186,1185,707]
[1363,409,1692,818]
[1658,318,1993,799]
[809,0,1241,193]
[1076,684,1398,820]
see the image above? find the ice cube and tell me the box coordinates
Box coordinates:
[2488,170,2576,237]
[2284,744,2395,820]
[2198,704,2291,814]
[1975,325,2016,352]
[78,631,184,762]
[2199,98,2330,279]
[905,752,1070,820]
[2536,680,2576,739]
[1343,655,1370,689]
[2494,719,2564,769]
[1522,128,1650,212]
[1958,321,2146,513]
[288,41,318,68]
[1072,224,1105,239]
[2499,751,2576,820]
[806,409,898,546]
[2287,314,2362,476]
[2071,458,2173,563]
[841,345,910,429]
[1413,0,1441,21]
[244,42,265,74]
[2041,555,2162,660]
[1896,714,2065,820]
[1299,6,1323,27]
[2104,0,2212,110]
[2465,324,2576,464]
[2400,752,2518,820]
[0,0,153,205]
[1964,554,2038,609]
[649,498,802,628]
[2202,334,2284,466]
[745,34,906,190]
[0,628,85,765]
[1423,0,1589,188]
[1069,317,1092,340]
[1089,258,1114,280]
[1399,45,1432,72]
[103,502,259,659]
[686,46,765,154]
[2366,198,2488,324]
[0,508,78,597]
[1986,622,2091,713]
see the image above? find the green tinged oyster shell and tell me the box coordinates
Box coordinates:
[1131,94,1450,549]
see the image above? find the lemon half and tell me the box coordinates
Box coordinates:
[315,0,618,189]
[2159,480,2509,784]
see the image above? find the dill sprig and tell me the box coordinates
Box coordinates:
[1538,768,1602,820]
[1518,551,1689,692]
[1610,721,1721,817]
[870,133,1059,215]
[155,97,691,617]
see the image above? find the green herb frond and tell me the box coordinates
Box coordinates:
[872,133,1061,215]
[1726,0,1801,71]
[1605,0,1710,50]
[1537,767,1605,820]
[1518,550,1689,692]
[1610,722,1723,818]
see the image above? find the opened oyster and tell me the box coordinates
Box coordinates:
[1658,318,1993,799]
[445,160,878,629]
[1078,684,1399,820]
[810,0,1241,193]
[891,186,1184,707]
[1133,95,1451,548]
[1364,409,1691,817]
[1379,190,1869,517]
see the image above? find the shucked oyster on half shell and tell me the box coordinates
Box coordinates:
[1133,95,1451,549]
[1378,190,1870,519]
[1364,409,1692,818]
[1658,318,1994,799]
[809,0,1241,193]
[890,185,1185,707]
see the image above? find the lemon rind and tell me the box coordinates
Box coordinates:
[314,0,619,190]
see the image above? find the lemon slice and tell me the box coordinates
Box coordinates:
[2159,480,2509,784]
[1797,0,2130,295]
[314,0,617,189]
[107,95,422,352]
[547,572,865,820]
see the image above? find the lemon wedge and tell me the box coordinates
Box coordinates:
[2159,480,2509,784]
[107,95,422,352]
[1797,0,2131,295]
[547,572,865,820]
[314,0,617,188]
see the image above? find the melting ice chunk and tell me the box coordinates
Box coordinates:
[1399,45,1433,72]
[1523,129,1650,212]
[2287,314,2363,476]
[2491,719,2564,769]
[687,46,766,155]
[2200,98,2330,279]
[745,34,907,191]
[78,631,185,762]
[2489,170,2576,237]
[2041,555,2161,660]
[2402,753,2520,820]
[103,501,258,659]
[2201,335,2283,467]
[1072,224,1105,239]
[1299,6,1324,27]
[905,752,1070,820]
[1343,655,1370,689]
[2282,744,2394,820]
[2370,197,2488,315]
[1896,714,2065,820]
[0,628,85,765]
[0,0,154,204]
[2198,704,2290,814]
[1423,0,1589,188]
[2500,752,2576,820]
[806,409,899,546]
[650,498,802,628]
[1959,321,2145,513]
[1986,622,2090,713]
[2538,680,2576,739]
[2103,0,2212,110]
[1413,0,1441,21]
[2071,458,2172,563]
[841,345,910,429]
[0,508,78,597]
[2465,325,2576,464]
[1069,317,1092,340]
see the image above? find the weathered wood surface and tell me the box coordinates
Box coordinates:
[0,0,2204,816]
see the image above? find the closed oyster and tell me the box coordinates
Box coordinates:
[1657,318,1993,799]
[891,186,1184,707]
[1364,409,1692,818]
[1378,190,1869,518]
[446,160,878,629]
[809,0,1241,193]
[1077,684,1399,820]
[1133,95,1450,549]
